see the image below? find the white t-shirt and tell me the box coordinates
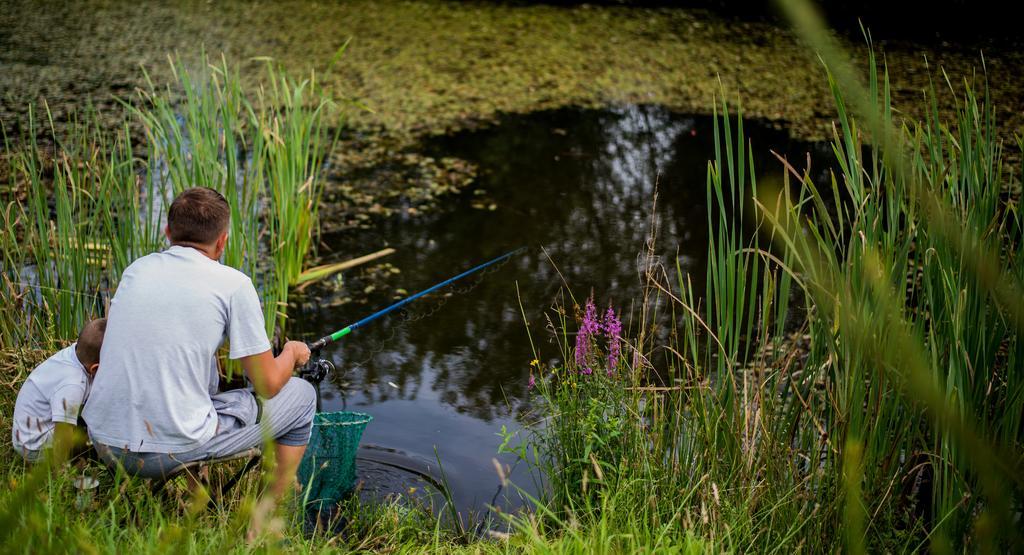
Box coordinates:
[82,245,271,453]
[12,344,90,454]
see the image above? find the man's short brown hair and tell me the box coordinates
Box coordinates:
[75,318,107,367]
[167,187,230,245]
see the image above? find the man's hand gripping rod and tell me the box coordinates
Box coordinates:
[298,346,335,385]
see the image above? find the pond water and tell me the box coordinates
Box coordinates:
[292,104,834,521]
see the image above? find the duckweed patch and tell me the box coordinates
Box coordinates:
[3,0,1022,141]
[3,0,1022,227]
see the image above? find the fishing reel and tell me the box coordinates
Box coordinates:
[298,350,334,385]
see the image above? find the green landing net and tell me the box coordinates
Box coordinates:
[298,411,374,508]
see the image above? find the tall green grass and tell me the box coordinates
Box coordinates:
[1,106,163,348]
[0,418,459,554]
[132,55,334,337]
[517,28,1022,555]
[0,55,334,352]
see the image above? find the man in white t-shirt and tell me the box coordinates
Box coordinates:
[12,318,106,462]
[83,187,315,500]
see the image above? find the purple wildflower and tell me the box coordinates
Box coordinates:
[602,305,622,374]
[575,296,599,374]
[528,373,536,390]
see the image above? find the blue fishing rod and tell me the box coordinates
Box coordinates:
[299,247,526,385]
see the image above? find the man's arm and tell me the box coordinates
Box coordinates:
[240,341,311,398]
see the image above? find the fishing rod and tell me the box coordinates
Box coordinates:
[299,247,526,385]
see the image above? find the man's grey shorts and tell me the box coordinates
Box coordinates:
[95,377,316,479]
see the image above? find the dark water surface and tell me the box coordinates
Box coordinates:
[294,104,834,519]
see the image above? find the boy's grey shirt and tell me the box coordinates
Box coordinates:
[11,344,90,455]
[83,245,271,453]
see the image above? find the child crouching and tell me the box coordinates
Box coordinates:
[11,318,106,462]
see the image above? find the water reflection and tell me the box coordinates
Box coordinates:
[293,104,833,515]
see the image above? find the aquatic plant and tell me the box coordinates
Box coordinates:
[573,296,600,375]
[601,305,621,373]
[0,56,334,353]
[0,106,164,348]
[516,34,1024,555]
[571,296,622,376]
[133,55,335,337]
